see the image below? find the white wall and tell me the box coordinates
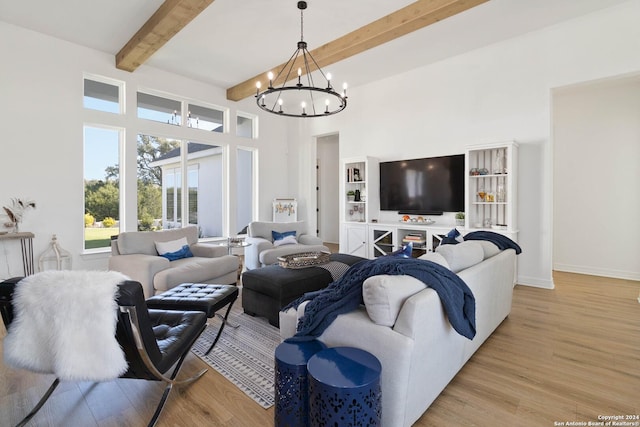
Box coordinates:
[0,22,290,279]
[295,1,640,287]
[553,75,640,280]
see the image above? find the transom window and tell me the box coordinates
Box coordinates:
[137,92,182,125]
[84,77,122,114]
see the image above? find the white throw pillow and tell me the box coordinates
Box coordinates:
[155,237,189,255]
[363,275,426,327]
[417,252,450,269]
[435,241,484,273]
[475,240,501,259]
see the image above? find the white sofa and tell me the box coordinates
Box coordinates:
[245,221,329,270]
[280,240,517,427]
[109,226,239,298]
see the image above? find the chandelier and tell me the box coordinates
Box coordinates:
[255,1,347,118]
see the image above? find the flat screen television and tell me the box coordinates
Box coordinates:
[379,154,465,215]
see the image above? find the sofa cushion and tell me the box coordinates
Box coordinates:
[363,275,426,327]
[474,240,501,259]
[153,256,238,293]
[116,226,198,256]
[417,252,450,269]
[435,240,484,273]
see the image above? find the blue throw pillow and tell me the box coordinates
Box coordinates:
[441,228,464,245]
[160,244,194,261]
[272,230,296,241]
[387,241,413,258]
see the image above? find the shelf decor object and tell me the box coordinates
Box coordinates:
[255,1,348,118]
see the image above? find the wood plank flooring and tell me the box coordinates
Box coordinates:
[1,271,638,426]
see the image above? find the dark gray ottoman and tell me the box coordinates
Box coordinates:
[241,253,365,327]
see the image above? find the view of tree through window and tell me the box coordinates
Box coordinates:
[137,134,180,230]
[83,126,120,250]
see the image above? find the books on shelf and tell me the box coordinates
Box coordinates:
[403,233,426,246]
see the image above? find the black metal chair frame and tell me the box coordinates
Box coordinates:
[0,278,208,427]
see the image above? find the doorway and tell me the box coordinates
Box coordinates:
[316,134,340,244]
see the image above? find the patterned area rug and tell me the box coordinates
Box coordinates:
[191,304,280,409]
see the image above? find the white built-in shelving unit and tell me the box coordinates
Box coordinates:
[465,141,518,238]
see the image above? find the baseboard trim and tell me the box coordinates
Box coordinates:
[517,275,555,289]
[553,263,640,281]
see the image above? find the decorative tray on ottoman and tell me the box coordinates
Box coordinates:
[278,251,331,269]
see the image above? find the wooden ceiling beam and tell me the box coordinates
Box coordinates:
[116,0,215,72]
[226,0,489,102]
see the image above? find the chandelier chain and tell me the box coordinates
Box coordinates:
[300,4,304,42]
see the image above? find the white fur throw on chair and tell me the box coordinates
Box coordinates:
[3,270,130,381]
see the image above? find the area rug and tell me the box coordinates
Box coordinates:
[191,305,280,409]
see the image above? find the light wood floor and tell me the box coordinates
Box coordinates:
[1,272,638,426]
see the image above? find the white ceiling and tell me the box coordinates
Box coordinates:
[0,0,631,96]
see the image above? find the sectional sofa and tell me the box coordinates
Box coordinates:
[280,240,517,427]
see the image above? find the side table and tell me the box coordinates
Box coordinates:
[0,232,35,276]
[274,340,327,427]
[307,347,382,427]
[220,238,251,284]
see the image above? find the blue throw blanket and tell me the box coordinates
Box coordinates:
[284,257,476,342]
[463,231,522,254]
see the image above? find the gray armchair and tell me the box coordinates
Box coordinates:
[109,226,239,298]
[245,221,329,270]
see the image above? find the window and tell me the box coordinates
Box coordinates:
[237,113,256,138]
[138,136,223,237]
[84,126,121,250]
[137,92,182,125]
[188,103,225,132]
[236,147,256,234]
[84,77,122,113]
[137,134,181,230]
[187,142,223,238]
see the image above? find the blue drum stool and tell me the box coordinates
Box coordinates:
[275,340,327,427]
[307,347,382,427]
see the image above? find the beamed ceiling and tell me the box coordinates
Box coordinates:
[0,0,631,102]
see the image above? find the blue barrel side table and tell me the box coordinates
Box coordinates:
[275,340,327,427]
[307,347,382,427]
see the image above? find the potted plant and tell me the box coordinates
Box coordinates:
[346,190,355,202]
[455,212,465,226]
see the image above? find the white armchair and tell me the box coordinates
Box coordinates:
[109,226,239,298]
[245,221,329,270]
